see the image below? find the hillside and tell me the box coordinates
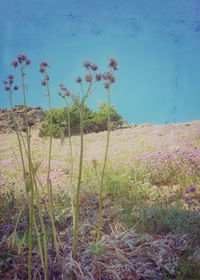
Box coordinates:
[0,121,200,279]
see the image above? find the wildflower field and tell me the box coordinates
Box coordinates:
[0,56,200,279]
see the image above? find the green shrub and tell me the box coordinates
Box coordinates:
[40,101,124,138]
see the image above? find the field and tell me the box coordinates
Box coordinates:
[0,121,200,279]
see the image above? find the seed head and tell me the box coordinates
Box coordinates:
[41,80,46,86]
[104,82,109,89]
[5,86,10,91]
[11,60,18,68]
[85,73,93,83]
[90,64,98,71]
[76,76,82,84]
[83,60,91,69]
[109,58,119,70]
[95,73,102,81]
[14,85,19,90]
[3,80,7,85]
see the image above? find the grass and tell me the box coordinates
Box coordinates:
[0,120,200,279]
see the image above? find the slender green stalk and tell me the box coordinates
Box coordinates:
[72,83,92,262]
[32,173,49,278]
[96,81,111,242]
[45,74,61,272]
[9,88,26,178]
[72,100,84,261]
[19,64,34,280]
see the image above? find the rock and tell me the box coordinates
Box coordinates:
[0,105,46,134]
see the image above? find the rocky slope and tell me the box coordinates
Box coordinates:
[0,105,46,133]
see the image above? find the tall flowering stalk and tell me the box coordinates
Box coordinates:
[96,58,119,242]
[40,62,61,272]
[58,85,75,223]
[10,56,49,279]
[72,61,102,268]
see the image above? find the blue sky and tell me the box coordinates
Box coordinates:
[0,0,200,124]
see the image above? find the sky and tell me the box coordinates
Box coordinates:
[0,0,200,125]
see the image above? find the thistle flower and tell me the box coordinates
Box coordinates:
[85,73,93,83]
[5,86,10,91]
[103,71,112,81]
[59,83,65,90]
[17,54,26,63]
[14,85,19,90]
[39,65,45,73]
[109,58,119,70]
[76,76,82,84]
[95,73,102,81]
[41,61,50,67]
[8,75,14,80]
[90,64,98,71]
[83,60,91,69]
[111,75,116,83]
[11,60,18,68]
[104,82,109,89]
[3,80,7,85]
[25,58,31,65]
[41,80,46,86]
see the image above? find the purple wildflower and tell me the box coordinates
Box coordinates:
[108,58,119,70]
[3,224,8,230]
[76,76,82,83]
[41,80,46,86]
[41,61,50,67]
[185,186,196,193]
[39,65,45,73]
[25,58,31,65]
[17,54,26,63]
[95,73,102,81]
[11,60,18,68]
[5,86,10,91]
[83,60,91,69]
[90,64,98,71]
[14,85,19,90]
[85,73,93,83]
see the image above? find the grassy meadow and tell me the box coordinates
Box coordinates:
[0,121,200,279]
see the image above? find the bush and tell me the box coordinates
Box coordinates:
[40,101,124,138]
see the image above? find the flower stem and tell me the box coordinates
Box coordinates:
[96,81,111,242]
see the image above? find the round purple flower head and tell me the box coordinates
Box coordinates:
[95,73,102,81]
[90,64,98,71]
[5,86,10,91]
[76,76,82,84]
[109,58,119,70]
[17,54,26,63]
[11,60,18,68]
[83,60,91,69]
[14,85,19,90]
[85,73,93,83]
[41,80,46,86]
